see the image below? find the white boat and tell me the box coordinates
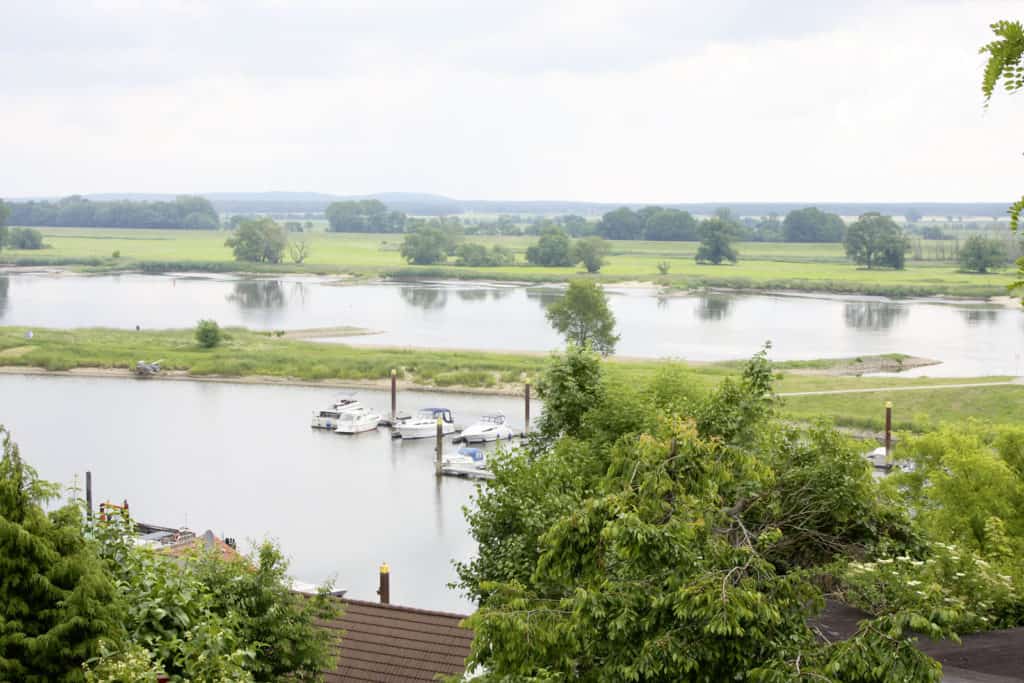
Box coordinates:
[460,412,514,443]
[311,397,362,430]
[441,447,494,480]
[398,408,456,439]
[334,407,383,434]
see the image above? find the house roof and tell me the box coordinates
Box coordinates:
[322,599,472,682]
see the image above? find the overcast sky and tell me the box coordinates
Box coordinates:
[1,0,1021,202]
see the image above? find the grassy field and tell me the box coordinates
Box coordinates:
[1,227,1017,298]
[0,325,1017,431]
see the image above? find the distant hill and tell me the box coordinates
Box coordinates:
[7,192,1014,219]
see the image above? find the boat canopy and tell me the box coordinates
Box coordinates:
[457,447,484,462]
[417,407,454,422]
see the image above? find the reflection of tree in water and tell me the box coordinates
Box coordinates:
[525,287,563,310]
[0,277,7,318]
[960,309,1000,326]
[227,280,288,310]
[456,287,514,303]
[843,302,908,331]
[695,294,732,321]
[400,286,448,310]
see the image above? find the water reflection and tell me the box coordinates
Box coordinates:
[0,277,7,317]
[961,309,1000,326]
[695,294,732,321]
[455,288,513,303]
[399,286,448,310]
[525,287,563,310]
[843,302,908,331]
[226,280,288,310]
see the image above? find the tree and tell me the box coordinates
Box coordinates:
[544,280,619,355]
[0,427,122,681]
[642,208,699,241]
[0,200,8,252]
[4,196,218,229]
[844,213,910,269]
[960,234,1007,273]
[597,207,645,240]
[782,207,845,242]
[224,218,286,263]
[525,226,573,266]
[325,199,406,233]
[195,319,222,348]
[695,217,739,264]
[572,236,609,273]
[6,227,45,249]
[399,227,448,265]
[980,20,1023,230]
[457,353,949,681]
[289,234,311,264]
[454,243,514,267]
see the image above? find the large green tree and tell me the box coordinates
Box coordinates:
[844,213,909,269]
[959,234,1007,273]
[0,427,122,682]
[526,226,573,266]
[642,207,699,241]
[694,217,739,264]
[598,207,645,240]
[545,280,619,355]
[325,199,406,233]
[400,227,448,265]
[224,218,287,263]
[572,236,609,273]
[783,207,845,242]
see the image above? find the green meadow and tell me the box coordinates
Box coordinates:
[1,227,1017,297]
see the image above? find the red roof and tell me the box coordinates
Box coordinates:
[321,599,473,682]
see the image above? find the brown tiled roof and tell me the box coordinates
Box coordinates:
[321,599,473,682]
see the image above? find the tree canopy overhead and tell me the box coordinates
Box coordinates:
[979,20,1023,231]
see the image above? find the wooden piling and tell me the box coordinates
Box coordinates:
[378,562,390,605]
[884,401,893,463]
[524,380,531,436]
[85,471,92,520]
[435,418,443,476]
[390,369,397,419]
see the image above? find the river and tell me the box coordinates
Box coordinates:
[0,373,529,613]
[0,272,1021,375]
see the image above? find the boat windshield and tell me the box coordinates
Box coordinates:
[417,409,439,419]
[481,414,505,424]
[318,411,340,418]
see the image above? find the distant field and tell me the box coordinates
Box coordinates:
[1,227,1017,297]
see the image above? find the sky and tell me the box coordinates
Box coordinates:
[1,0,1021,202]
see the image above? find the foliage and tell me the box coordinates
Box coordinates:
[0,426,123,682]
[400,227,449,265]
[534,344,606,441]
[695,217,739,264]
[544,280,619,355]
[525,226,574,266]
[959,234,1006,273]
[454,242,515,267]
[458,350,950,681]
[224,218,287,263]
[0,200,9,251]
[289,235,311,264]
[195,319,223,348]
[325,199,406,233]
[6,195,218,230]
[656,260,670,275]
[783,207,845,242]
[597,206,645,240]
[844,213,909,269]
[5,227,46,250]
[597,206,699,241]
[979,20,1023,232]
[571,236,609,273]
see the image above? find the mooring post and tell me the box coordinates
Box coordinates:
[390,369,397,420]
[377,562,390,605]
[435,418,443,476]
[884,401,893,463]
[85,471,93,520]
[524,380,531,436]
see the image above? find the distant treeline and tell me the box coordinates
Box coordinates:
[7,195,219,229]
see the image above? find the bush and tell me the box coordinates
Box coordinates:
[959,235,1007,273]
[454,242,515,267]
[6,227,45,249]
[111,250,120,259]
[657,260,671,275]
[195,319,223,348]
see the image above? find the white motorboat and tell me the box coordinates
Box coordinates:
[441,447,494,480]
[459,412,514,443]
[311,397,362,429]
[334,407,383,434]
[398,408,456,439]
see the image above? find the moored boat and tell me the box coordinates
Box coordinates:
[459,412,514,443]
[398,408,456,439]
[334,407,383,434]
[311,397,362,430]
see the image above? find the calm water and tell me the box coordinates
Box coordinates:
[1,272,1022,375]
[0,374,530,613]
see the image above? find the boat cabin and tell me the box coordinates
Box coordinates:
[417,407,454,424]
[480,412,506,425]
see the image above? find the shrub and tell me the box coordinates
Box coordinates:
[195,319,223,348]
[6,227,45,249]
[657,260,671,275]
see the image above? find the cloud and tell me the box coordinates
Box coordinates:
[0,0,1020,201]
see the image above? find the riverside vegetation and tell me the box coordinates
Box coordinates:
[0,227,1018,298]
[0,325,1018,433]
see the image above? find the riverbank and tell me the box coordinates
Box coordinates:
[2,227,1017,299]
[0,325,1019,431]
